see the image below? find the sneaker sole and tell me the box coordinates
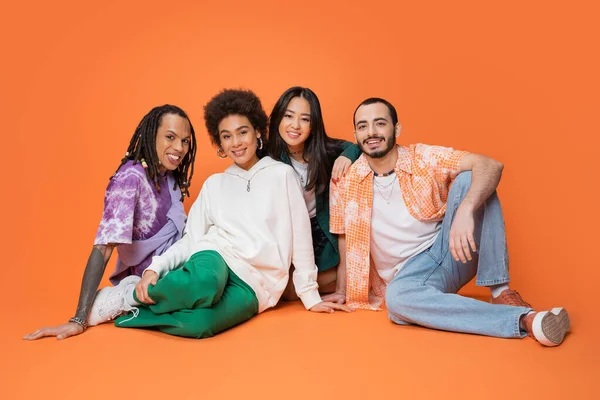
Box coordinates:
[532,307,570,346]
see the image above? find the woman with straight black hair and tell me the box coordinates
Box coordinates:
[267,86,360,301]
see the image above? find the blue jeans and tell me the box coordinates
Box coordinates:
[386,172,531,338]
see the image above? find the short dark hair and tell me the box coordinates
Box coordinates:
[114,104,197,201]
[353,97,398,127]
[203,89,268,155]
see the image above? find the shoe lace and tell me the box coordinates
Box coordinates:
[99,285,139,322]
[503,290,532,308]
[116,303,139,325]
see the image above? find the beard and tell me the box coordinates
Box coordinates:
[357,132,396,159]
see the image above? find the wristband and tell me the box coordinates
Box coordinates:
[69,317,88,330]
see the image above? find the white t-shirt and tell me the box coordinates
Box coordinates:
[290,157,317,218]
[370,174,441,284]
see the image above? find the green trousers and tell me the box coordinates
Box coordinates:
[115,250,259,338]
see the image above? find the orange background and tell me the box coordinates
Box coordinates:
[2,0,598,399]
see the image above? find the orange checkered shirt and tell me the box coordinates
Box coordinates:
[330,144,467,310]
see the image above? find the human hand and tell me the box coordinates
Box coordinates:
[331,156,352,180]
[23,322,84,341]
[320,292,346,304]
[309,301,353,314]
[135,270,158,304]
[449,205,477,263]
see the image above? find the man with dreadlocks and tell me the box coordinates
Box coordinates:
[24,104,197,341]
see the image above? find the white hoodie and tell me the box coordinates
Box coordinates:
[146,156,322,312]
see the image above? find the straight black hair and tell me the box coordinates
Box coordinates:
[268,86,343,194]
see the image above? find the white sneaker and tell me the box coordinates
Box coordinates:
[87,275,141,326]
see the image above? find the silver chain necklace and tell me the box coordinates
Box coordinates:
[224,170,262,192]
[374,177,396,190]
[290,157,308,187]
[374,175,396,204]
[375,181,395,204]
[298,173,306,185]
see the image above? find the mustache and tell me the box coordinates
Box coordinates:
[362,135,386,144]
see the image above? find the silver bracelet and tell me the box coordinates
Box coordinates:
[69,317,88,330]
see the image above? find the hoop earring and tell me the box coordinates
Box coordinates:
[217,147,227,159]
[258,137,263,150]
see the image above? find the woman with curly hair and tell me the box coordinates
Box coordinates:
[85,89,352,339]
[24,104,197,340]
[267,87,361,301]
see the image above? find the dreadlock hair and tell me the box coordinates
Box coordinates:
[112,104,197,201]
[267,86,344,195]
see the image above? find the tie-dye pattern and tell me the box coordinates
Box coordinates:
[330,144,467,310]
[94,161,171,273]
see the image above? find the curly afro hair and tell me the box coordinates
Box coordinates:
[203,89,268,147]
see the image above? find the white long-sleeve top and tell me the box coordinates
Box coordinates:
[146,156,322,312]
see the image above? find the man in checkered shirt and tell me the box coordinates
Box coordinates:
[325,97,570,346]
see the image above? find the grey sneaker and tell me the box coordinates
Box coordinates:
[87,275,140,326]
